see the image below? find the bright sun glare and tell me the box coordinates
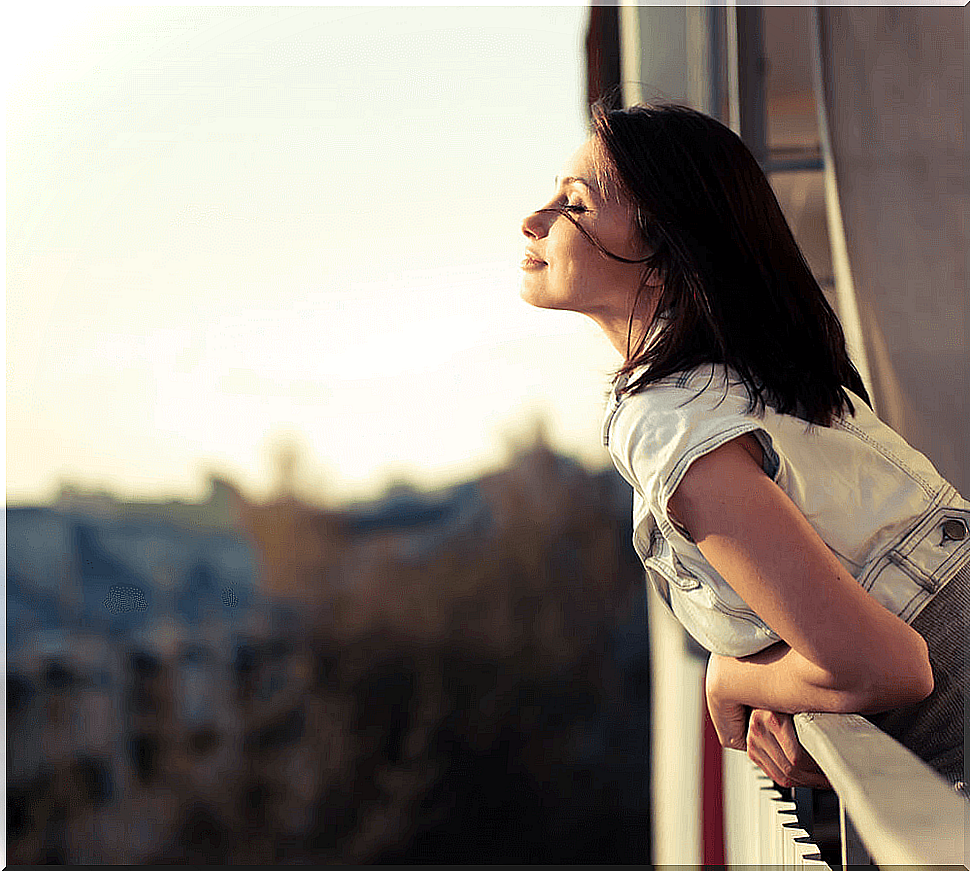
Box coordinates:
[7,6,609,507]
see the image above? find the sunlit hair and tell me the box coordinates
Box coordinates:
[586,100,871,427]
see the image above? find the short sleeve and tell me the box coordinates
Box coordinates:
[608,369,781,538]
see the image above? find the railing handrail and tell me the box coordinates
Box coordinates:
[793,711,966,866]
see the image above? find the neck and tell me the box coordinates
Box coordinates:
[586,298,660,360]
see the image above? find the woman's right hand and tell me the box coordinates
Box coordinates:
[745,709,831,789]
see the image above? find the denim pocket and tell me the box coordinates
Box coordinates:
[637,526,701,591]
[869,505,970,593]
[859,499,970,623]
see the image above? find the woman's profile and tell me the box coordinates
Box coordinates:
[520,102,968,792]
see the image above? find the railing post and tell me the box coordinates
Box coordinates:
[722,751,829,867]
[839,801,870,868]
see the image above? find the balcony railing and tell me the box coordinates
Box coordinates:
[724,711,966,868]
[724,747,830,867]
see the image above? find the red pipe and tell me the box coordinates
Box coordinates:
[702,702,726,864]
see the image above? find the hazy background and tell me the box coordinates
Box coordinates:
[7,10,657,864]
[7,5,623,508]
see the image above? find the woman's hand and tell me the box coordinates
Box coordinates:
[708,654,831,787]
[746,709,831,789]
[705,653,750,751]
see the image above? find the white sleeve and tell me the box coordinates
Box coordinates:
[610,377,781,536]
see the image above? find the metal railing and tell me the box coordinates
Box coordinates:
[724,711,967,868]
[724,746,829,867]
[794,712,966,867]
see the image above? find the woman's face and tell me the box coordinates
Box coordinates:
[520,138,650,324]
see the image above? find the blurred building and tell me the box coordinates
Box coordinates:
[7,488,263,863]
[9,429,657,863]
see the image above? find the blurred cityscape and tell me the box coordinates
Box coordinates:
[7,427,654,864]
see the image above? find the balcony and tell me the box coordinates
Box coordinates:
[723,711,967,868]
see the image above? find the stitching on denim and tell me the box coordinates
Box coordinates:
[894,537,970,585]
[863,560,932,622]
[861,559,886,592]
[708,598,777,630]
[898,590,923,623]
[897,507,968,560]
[663,423,762,503]
[643,555,698,591]
[604,375,693,447]
[882,494,969,585]
[654,513,679,543]
[602,401,621,447]
[894,484,956,558]
[861,525,969,609]
[904,483,949,548]
[646,536,701,591]
[633,525,655,559]
[887,551,940,592]
[858,484,950,587]
[835,417,937,499]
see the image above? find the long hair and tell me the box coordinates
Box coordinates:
[589,101,871,427]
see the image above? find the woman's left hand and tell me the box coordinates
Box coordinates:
[705,653,750,750]
[746,709,831,788]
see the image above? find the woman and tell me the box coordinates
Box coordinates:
[520,102,968,792]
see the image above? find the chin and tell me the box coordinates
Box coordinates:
[520,289,549,309]
[520,282,571,312]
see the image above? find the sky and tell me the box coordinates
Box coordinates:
[7,5,626,508]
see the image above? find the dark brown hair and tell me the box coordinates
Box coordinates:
[588,101,871,426]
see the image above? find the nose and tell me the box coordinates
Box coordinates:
[521,208,549,240]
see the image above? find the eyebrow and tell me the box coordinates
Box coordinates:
[555,175,600,199]
[555,175,596,192]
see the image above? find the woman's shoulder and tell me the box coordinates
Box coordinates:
[617,362,754,418]
[607,362,770,488]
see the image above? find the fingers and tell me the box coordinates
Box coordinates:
[765,709,801,761]
[747,710,794,783]
[746,710,791,783]
[708,699,750,751]
[750,710,801,781]
[746,709,831,789]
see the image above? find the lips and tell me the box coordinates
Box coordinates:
[521,249,547,269]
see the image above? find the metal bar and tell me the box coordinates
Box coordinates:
[765,157,824,174]
[736,6,767,167]
[686,5,724,121]
[794,712,966,866]
[807,5,877,411]
[725,1,740,134]
[725,2,768,170]
[839,799,871,868]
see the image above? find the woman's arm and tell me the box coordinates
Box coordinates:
[668,434,934,749]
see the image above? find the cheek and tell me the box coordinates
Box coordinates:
[552,240,595,287]
[565,251,616,295]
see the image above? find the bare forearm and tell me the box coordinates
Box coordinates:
[712,639,932,718]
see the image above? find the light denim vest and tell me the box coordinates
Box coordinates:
[603,363,970,657]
